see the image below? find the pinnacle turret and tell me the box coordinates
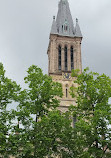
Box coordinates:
[75,18,82,38]
[51,16,57,34]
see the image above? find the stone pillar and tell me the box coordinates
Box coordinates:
[79,42,82,73]
[53,41,57,73]
[48,54,50,74]
[51,40,55,73]
[77,41,80,70]
[56,44,58,72]
[76,39,82,73]
[74,46,77,70]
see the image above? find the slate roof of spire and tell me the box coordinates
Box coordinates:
[56,0,74,36]
[50,0,82,38]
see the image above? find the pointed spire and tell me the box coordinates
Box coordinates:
[50,1,82,38]
[56,0,74,37]
[75,18,82,38]
[50,16,57,35]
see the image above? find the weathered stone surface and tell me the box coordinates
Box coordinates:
[48,34,82,112]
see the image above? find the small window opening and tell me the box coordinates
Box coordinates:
[62,25,63,32]
[66,84,68,98]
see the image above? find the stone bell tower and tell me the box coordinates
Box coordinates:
[47,0,82,112]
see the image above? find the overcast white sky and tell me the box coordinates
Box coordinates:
[0,0,111,87]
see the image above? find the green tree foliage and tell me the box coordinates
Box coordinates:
[23,65,63,118]
[0,63,20,157]
[70,68,111,158]
[9,65,64,158]
[31,110,74,158]
[1,63,111,158]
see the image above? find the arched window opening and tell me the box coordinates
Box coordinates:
[64,46,67,71]
[66,84,68,98]
[71,46,74,70]
[58,45,61,70]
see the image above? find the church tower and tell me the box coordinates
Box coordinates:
[47,0,82,112]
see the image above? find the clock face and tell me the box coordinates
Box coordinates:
[63,73,71,79]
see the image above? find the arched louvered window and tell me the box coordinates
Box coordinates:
[71,46,74,70]
[58,45,61,70]
[64,25,68,31]
[64,46,67,71]
[63,19,68,33]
